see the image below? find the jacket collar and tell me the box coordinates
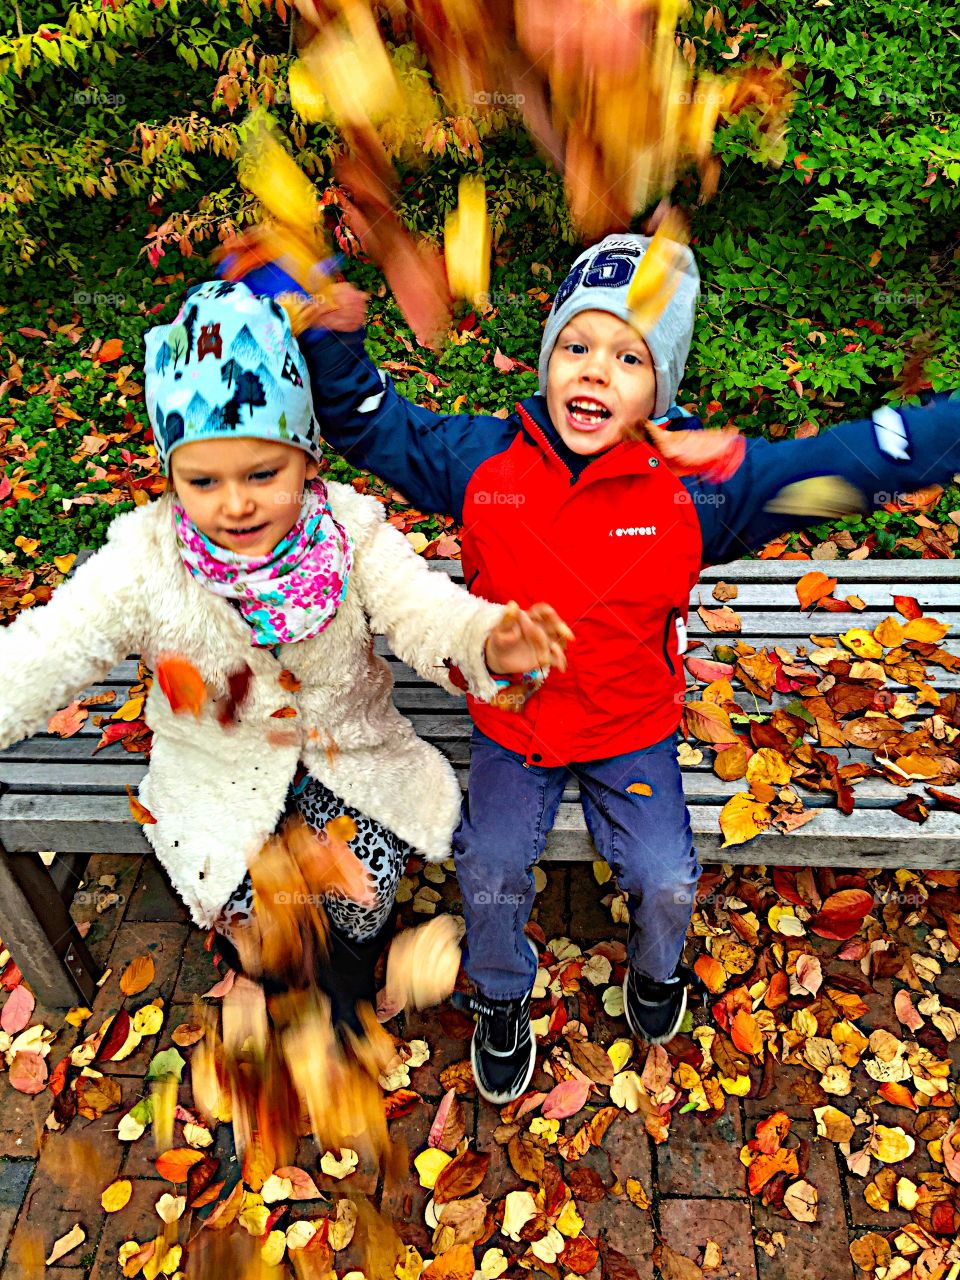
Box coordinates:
[516,395,670,485]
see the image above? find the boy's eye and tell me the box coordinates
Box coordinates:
[566,342,587,354]
[620,352,643,366]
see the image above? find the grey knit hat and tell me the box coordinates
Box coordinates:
[538,234,700,419]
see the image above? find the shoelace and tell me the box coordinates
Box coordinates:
[453,991,529,1055]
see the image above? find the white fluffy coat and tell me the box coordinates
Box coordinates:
[0,485,504,927]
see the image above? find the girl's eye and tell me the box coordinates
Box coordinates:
[620,352,643,366]
[189,478,213,489]
[250,469,278,482]
[566,342,587,354]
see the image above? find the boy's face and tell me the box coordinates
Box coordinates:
[170,438,319,557]
[546,310,657,455]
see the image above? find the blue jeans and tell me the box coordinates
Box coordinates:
[453,727,702,1000]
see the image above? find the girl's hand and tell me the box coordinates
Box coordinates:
[300,280,369,332]
[484,601,574,676]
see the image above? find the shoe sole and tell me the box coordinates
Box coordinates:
[470,938,539,1106]
[622,973,688,1046]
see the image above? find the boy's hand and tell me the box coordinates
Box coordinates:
[484,601,574,676]
[288,280,368,333]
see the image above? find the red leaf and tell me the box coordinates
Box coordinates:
[47,702,88,738]
[96,338,124,363]
[156,654,208,717]
[1,984,35,1034]
[893,594,922,621]
[809,889,874,940]
[541,1077,591,1120]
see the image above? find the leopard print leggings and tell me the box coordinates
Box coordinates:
[214,774,411,945]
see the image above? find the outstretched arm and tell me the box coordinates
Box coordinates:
[691,393,960,565]
[0,534,141,750]
[236,261,513,522]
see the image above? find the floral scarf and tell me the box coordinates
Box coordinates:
[172,478,352,647]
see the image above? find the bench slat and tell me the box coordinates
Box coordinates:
[5,794,956,868]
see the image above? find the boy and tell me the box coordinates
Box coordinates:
[233,235,960,1103]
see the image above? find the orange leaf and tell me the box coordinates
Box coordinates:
[892,594,922,621]
[694,955,726,994]
[763,971,789,1009]
[626,782,653,797]
[878,1082,918,1111]
[796,571,838,611]
[271,706,298,718]
[277,669,301,692]
[755,1111,791,1155]
[747,1147,799,1195]
[155,1148,206,1183]
[731,1009,763,1056]
[156,654,208,717]
[96,338,124,363]
[809,889,874,940]
[685,700,736,744]
[119,953,156,996]
[902,616,949,643]
[126,786,157,825]
[47,702,88,738]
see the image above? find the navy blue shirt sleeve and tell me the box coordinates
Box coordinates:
[690,393,960,566]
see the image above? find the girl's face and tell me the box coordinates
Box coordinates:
[546,309,658,455]
[170,438,319,557]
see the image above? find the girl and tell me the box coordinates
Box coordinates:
[0,279,571,1022]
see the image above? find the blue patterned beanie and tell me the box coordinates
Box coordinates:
[144,279,321,474]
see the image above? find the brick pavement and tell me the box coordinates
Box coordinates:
[0,859,911,1277]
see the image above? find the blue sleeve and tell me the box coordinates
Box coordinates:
[691,393,960,566]
[234,261,508,522]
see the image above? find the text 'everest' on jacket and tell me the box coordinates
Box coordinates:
[296,323,960,770]
[0,483,506,928]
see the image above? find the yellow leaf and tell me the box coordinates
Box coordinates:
[240,117,320,231]
[839,629,883,659]
[719,793,772,848]
[54,553,76,574]
[319,1147,359,1179]
[14,535,39,557]
[414,1148,451,1188]
[873,616,906,648]
[625,1177,651,1209]
[607,1038,632,1074]
[592,860,613,885]
[444,175,491,307]
[120,954,156,996]
[132,1004,164,1036]
[555,1199,584,1237]
[902,616,950,643]
[325,814,358,843]
[626,781,653,797]
[869,1125,916,1164]
[745,747,792,788]
[65,1006,93,1027]
[261,1230,287,1266]
[101,1179,133,1212]
[113,695,145,722]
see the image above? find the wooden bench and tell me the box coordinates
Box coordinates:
[1,558,957,1006]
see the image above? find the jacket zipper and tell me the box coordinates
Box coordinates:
[662,607,680,676]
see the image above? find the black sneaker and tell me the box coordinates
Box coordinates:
[459,989,537,1105]
[623,963,700,1045]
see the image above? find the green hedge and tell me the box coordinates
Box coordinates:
[1,0,958,578]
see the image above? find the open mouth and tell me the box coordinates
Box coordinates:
[566,397,613,428]
[224,522,268,540]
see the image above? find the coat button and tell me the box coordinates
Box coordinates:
[531,753,542,763]
[649,456,659,468]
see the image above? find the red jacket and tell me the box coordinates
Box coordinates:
[463,406,702,765]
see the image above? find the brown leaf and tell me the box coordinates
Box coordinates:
[653,1241,705,1280]
[559,1235,601,1275]
[712,581,738,602]
[925,786,960,813]
[75,1074,122,1119]
[601,1242,643,1280]
[186,1155,221,1208]
[567,1166,607,1202]
[432,1147,490,1204]
[698,604,742,634]
[849,1233,891,1271]
[568,1038,616,1086]
[809,889,874,940]
[893,793,929,824]
[508,1132,545,1182]
[439,1060,475,1095]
